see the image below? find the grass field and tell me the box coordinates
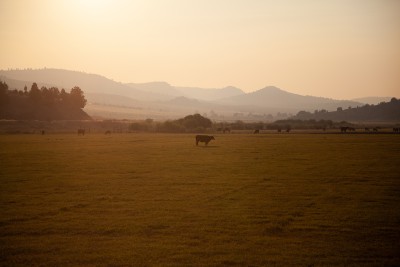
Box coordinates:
[1,133,399,266]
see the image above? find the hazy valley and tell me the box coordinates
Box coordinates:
[1,68,375,121]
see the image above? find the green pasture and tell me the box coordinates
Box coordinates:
[0,133,399,266]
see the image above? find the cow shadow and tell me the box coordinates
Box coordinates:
[198,145,219,148]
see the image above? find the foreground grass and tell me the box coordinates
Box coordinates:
[0,133,399,266]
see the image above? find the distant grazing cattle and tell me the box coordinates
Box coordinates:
[365,128,370,132]
[373,127,378,132]
[393,127,399,133]
[77,129,85,135]
[277,128,282,133]
[254,129,260,134]
[195,135,215,146]
[286,128,291,133]
[340,127,349,133]
[348,127,356,132]
[223,128,231,134]
[105,130,111,135]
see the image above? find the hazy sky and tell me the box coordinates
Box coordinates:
[1,0,399,99]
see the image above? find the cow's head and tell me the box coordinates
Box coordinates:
[211,136,215,140]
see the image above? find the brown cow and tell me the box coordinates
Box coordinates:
[77,129,85,135]
[196,135,215,146]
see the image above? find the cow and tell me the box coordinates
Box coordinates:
[365,128,370,132]
[277,128,282,133]
[340,127,349,133]
[254,129,260,134]
[286,128,291,133]
[394,127,399,133]
[348,127,356,132]
[373,127,379,132]
[77,129,85,135]
[196,135,215,146]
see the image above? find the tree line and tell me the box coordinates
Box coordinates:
[0,80,89,120]
[0,81,87,108]
[127,114,345,133]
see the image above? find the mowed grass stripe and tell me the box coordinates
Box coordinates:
[0,133,399,266]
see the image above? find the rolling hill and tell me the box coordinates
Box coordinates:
[1,68,393,121]
[218,86,363,112]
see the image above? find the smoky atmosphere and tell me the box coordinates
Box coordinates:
[0,1,400,266]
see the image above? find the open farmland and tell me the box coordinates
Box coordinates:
[0,133,399,266]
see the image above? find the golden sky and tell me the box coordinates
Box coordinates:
[1,0,399,99]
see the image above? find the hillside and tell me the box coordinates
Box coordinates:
[125,82,181,99]
[0,69,166,102]
[219,86,363,112]
[292,98,400,122]
[0,69,244,103]
[1,68,394,121]
[176,85,244,101]
[126,82,245,101]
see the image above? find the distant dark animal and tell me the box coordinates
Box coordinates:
[254,129,259,134]
[340,127,349,133]
[77,129,85,135]
[223,128,231,134]
[196,135,215,146]
[393,127,399,133]
[286,128,291,133]
[277,128,282,133]
[348,127,356,132]
[41,130,45,135]
[373,127,378,132]
[105,130,111,135]
[365,128,370,132]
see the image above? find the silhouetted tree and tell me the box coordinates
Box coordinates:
[60,88,69,104]
[0,81,9,107]
[176,114,212,130]
[69,86,87,108]
[29,82,41,102]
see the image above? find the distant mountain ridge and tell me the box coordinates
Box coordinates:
[0,68,394,121]
[219,86,362,112]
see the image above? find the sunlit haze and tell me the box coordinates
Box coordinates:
[1,0,399,99]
